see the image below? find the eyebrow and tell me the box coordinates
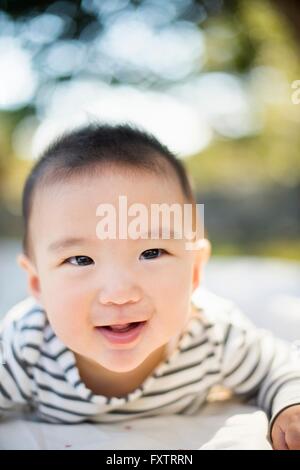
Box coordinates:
[48,229,184,252]
[141,228,182,239]
[47,237,91,252]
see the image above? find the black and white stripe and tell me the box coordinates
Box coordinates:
[1,291,300,424]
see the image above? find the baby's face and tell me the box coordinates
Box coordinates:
[20,167,208,373]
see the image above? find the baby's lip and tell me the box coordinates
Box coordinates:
[96,320,148,328]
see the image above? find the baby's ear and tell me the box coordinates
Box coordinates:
[198,238,211,265]
[17,253,42,302]
[192,238,211,290]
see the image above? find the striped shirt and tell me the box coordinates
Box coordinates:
[1,288,300,426]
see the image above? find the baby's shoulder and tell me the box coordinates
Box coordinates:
[191,287,253,337]
[0,297,48,365]
[191,287,236,323]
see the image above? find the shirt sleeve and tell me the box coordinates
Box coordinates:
[0,317,34,415]
[217,305,300,427]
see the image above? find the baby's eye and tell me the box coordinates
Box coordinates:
[64,256,94,266]
[139,249,167,260]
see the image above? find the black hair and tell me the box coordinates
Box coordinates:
[22,123,196,256]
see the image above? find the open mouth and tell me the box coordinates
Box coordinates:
[96,321,147,345]
[102,322,143,333]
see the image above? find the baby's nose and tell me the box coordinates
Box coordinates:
[98,278,142,306]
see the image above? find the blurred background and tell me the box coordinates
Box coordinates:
[0,0,299,337]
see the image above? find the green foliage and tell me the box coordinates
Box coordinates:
[0,0,299,259]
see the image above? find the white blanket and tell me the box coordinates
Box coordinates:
[0,400,272,450]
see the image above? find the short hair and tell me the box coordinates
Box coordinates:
[22,123,197,256]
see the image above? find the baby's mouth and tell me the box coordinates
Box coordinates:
[95,321,147,344]
[102,322,143,333]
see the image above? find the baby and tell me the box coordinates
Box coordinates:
[1,123,300,450]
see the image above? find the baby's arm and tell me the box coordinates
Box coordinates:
[0,317,34,417]
[217,306,300,449]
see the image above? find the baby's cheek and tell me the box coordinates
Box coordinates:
[158,277,193,332]
[159,268,192,306]
[43,288,89,340]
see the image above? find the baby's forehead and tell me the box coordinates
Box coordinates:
[35,163,187,203]
[29,167,194,248]
[30,165,189,233]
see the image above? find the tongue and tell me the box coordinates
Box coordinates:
[108,323,136,332]
[110,323,131,330]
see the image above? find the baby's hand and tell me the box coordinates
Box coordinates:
[271,405,300,449]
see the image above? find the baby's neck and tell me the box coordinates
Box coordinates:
[74,345,167,398]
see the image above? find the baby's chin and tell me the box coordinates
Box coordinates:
[93,350,151,373]
[91,341,168,376]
